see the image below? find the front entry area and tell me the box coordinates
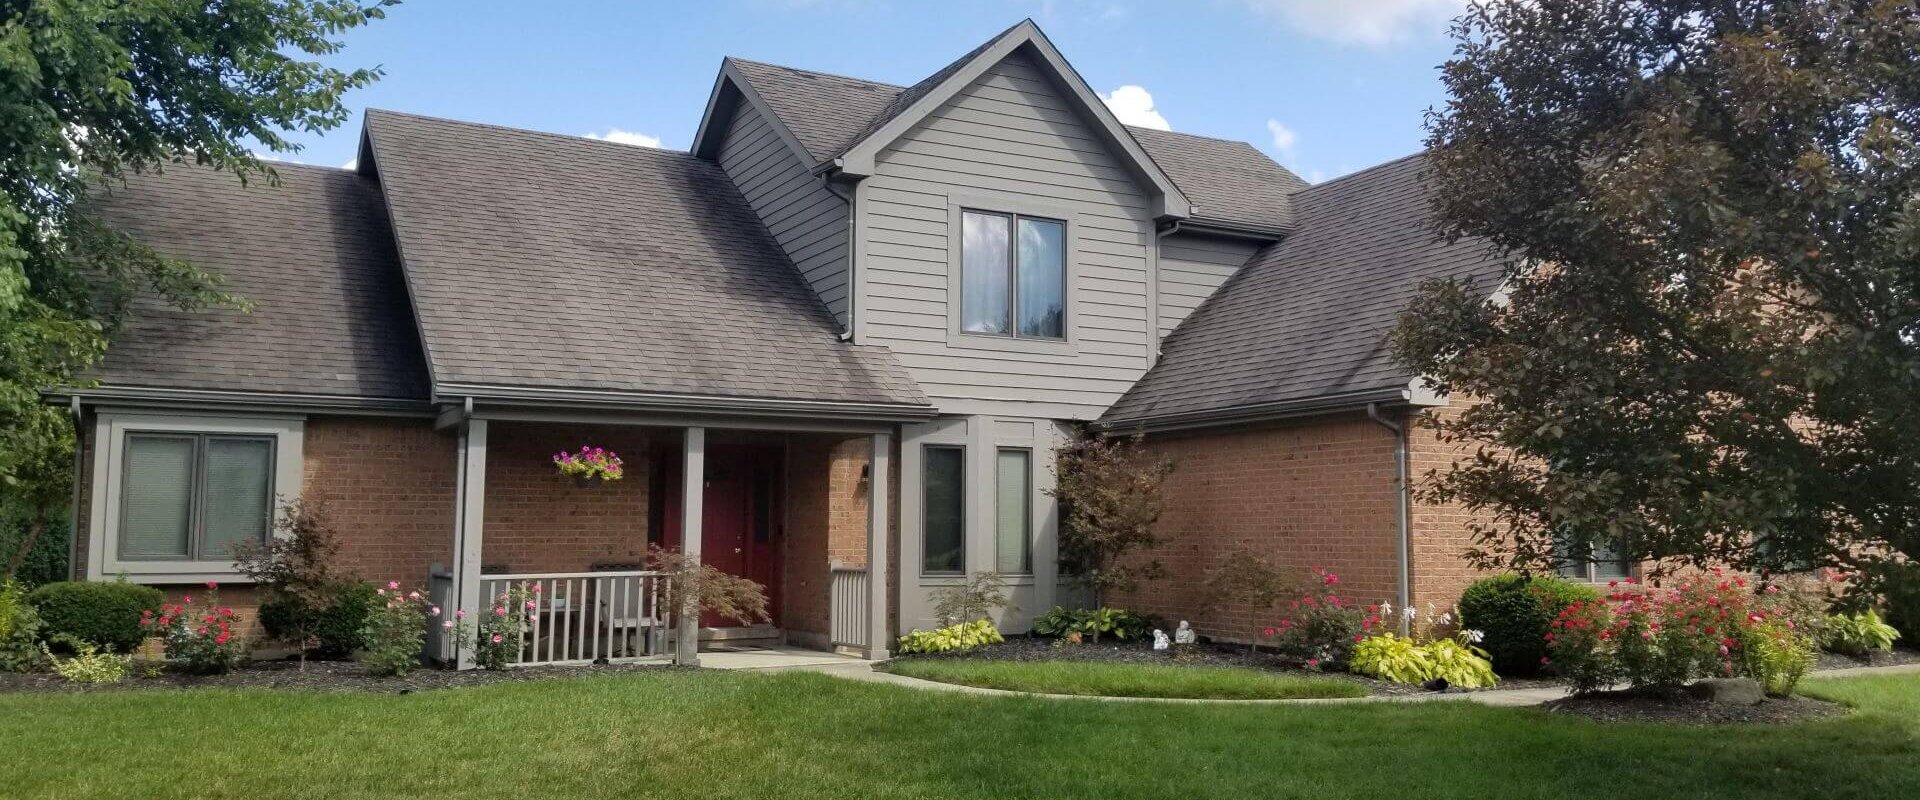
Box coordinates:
[656,441,785,630]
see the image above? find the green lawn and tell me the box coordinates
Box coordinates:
[880,658,1368,699]
[0,671,1916,799]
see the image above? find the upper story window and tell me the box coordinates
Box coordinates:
[960,210,1065,339]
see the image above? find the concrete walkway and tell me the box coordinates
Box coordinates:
[768,658,1920,708]
[697,645,871,671]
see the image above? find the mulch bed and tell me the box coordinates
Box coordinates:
[892,636,1433,696]
[0,657,684,695]
[1541,690,1851,726]
[1816,645,1920,672]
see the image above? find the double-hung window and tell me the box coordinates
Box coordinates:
[1555,535,1635,583]
[960,210,1066,339]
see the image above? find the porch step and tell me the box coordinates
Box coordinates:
[698,624,780,644]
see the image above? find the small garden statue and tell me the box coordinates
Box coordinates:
[1174,620,1195,645]
[1152,629,1169,651]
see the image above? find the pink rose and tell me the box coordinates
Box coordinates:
[491,634,503,644]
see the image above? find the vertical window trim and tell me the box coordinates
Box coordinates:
[958,207,1066,341]
[994,447,1033,576]
[920,444,967,577]
[116,432,277,563]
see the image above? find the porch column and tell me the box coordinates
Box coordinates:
[675,426,705,666]
[452,419,488,670]
[866,432,891,660]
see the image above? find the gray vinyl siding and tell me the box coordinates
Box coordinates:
[858,52,1155,420]
[1156,233,1260,339]
[717,101,851,327]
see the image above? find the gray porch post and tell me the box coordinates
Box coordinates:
[866,431,891,660]
[452,419,489,670]
[675,426,706,666]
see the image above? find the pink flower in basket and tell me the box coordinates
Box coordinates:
[554,444,625,482]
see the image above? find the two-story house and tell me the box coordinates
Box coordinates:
[54,20,1506,667]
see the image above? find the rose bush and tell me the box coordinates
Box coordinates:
[1259,568,1364,668]
[1544,570,1821,696]
[358,581,435,676]
[142,582,245,675]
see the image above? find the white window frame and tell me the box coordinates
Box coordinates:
[87,412,303,583]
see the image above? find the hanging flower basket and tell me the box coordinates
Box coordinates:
[553,445,624,485]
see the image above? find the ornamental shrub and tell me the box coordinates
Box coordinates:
[144,583,247,675]
[359,582,435,676]
[1259,567,1364,668]
[1821,610,1902,656]
[0,580,49,672]
[259,582,378,659]
[28,581,164,653]
[1887,576,1920,646]
[1545,571,1822,695]
[929,572,1016,626]
[43,639,131,684]
[896,619,1003,654]
[1458,574,1598,676]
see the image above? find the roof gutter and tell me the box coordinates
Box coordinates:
[1167,218,1290,242]
[1092,387,1415,435]
[1367,401,1412,637]
[433,382,939,423]
[45,386,430,414]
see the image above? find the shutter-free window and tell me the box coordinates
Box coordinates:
[120,435,197,558]
[118,432,275,561]
[200,437,274,559]
[960,209,1066,339]
[995,449,1032,574]
[1015,218,1065,338]
[922,446,966,575]
[961,211,1012,335]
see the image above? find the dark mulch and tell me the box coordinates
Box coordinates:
[1815,645,1920,672]
[0,657,684,695]
[895,636,1434,696]
[1541,689,1851,726]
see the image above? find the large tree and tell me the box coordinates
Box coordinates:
[1394,0,1920,600]
[0,0,392,577]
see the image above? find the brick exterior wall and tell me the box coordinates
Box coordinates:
[479,423,652,575]
[1406,403,1497,611]
[1113,413,1405,642]
[783,434,872,638]
[302,416,459,583]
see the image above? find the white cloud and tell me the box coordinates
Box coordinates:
[1242,0,1466,46]
[1265,119,1298,158]
[1098,85,1170,131]
[584,128,664,148]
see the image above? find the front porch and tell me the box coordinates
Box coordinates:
[430,414,893,669]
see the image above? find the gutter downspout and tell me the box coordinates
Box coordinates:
[67,396,83,581]
[1368,402,1412,636]
[822,173,856,342]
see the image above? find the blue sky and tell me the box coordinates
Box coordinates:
[276,0,1468,183]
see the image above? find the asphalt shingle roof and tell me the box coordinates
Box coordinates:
[82,162,428,400]
[1100,154,1507,429]
[724,58,1306,231]
[362,109,929,408]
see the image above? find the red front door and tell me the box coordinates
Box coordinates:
[658,443,783,628]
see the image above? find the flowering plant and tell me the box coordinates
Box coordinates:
[1260,567,1364,668]
[141,582,246,674]
[359,581,434,676]
[448,582,539,670]
[1348,601,1497,688]
[553,445,623,482]
[1544,570,1820,695]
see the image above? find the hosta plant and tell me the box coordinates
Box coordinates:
[1030,606,1152,642]
[1350,617,1498,689]
[897,619,1003,654]
[1821,610,1901,657]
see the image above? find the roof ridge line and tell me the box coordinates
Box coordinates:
[363,108,698,159]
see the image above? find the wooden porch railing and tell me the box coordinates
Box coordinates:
[829,563,871,651]
[476,571,671,667]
